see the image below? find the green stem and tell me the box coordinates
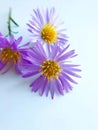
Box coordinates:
[8,8,12,36]
[7,8,19,36]
[10,17,19,27]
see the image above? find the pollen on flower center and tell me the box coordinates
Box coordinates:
[41,60,61,80]
[0,47,20,64]
[41,23,57,44]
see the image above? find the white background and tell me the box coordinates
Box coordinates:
[0,0,98,130]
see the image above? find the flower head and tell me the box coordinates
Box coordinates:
[27,8,67,47]
[0,33,29,73]
[18,41,81,99]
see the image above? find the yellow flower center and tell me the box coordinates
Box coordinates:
[41,23,57,44]
[41,60,61,80]
[0,47,20,64]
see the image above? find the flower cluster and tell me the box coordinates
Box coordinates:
[0,8,81,99]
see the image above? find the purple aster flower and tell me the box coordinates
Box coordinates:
[27,7,67,47]
[0,33,29,73]
[18,41,81,99]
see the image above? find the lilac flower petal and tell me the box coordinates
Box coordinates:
[33,9,39,18]
[31,15,41,27]
[39,79,48,96]
[13,36,22,48]
[22,55,41,65]
[57,50,75,62]
[19,42,30,50]
[61,64,81,72]
[59,75,73,91]
[64,69,81,78]
[29,49,46,64]
[59,33,68,37]
[11,36,23,51]
[62,64,80,68]
[27,23,40,33]
[2,63,13,74]
[0,37,10,48]
[28,29,33,33]
[18,63,40,76]
[64,80,72,91]
[64,79,73,91]
[46,44,51,56]
[46,81,51,97]
[50,81,55,99]
[29,20,40,29]
[56,44,70,57]
[54,79,64,95]
[46,8,49,23]
[67,67,81,72]
[23,71,39,78]
[33,9,43,27]
[30,46,46,60]
[50,7,55,19]
[37,9,44,25]
[62,72,78,84]
[30,76,44,92]
[35,41,46,58]
[59,76,69,92]
[9,35,15,44]
[51,45,59,59]
[19,49,30,57]
[58,37,68,42]
[15,64,21,74]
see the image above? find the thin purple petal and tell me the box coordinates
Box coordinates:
[30,76,44,92]
[54,79,64,95]
[39,79,48,96]
[62,72,78,84]
[63,69,81,78]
